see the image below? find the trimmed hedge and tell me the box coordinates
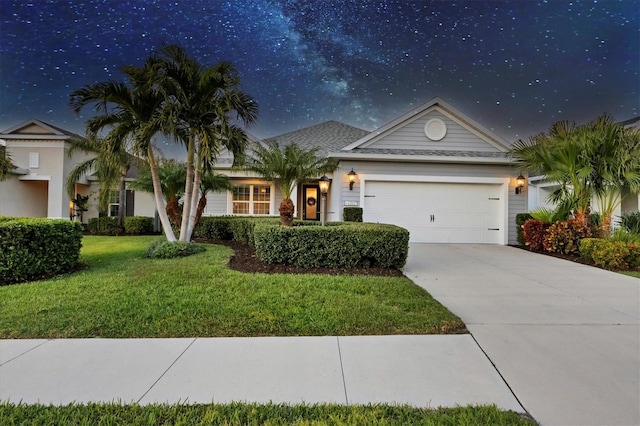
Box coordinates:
[343,207,363,222]
[124,216,154,235]
[87,217,119,235]
[579,238,640,270]
[0,218,83,285]
[253,222,409,269]
[193,216,283,245]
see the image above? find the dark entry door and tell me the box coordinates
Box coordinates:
[302,184,320,221]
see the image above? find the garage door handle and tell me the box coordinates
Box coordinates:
[488,228,500,231]
[430,214,435,222]
[364,195,375,198]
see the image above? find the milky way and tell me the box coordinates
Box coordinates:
[1,0,638,157]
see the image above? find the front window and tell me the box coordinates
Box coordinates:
[232,184,271,215]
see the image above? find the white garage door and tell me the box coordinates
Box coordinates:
[363,181,503,244]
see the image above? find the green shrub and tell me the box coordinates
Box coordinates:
[145,239,205,259]
[124,216,154,235]
[254,222,409,269]
[609,228,640,244]
[193,216,234,240]
[0,216,17,223]
[579,238,640,270]
[515,213,533,246]
[343,207,363,222]
[521,219,550,251]
[87,217,119,235]
[0,219,83,285]
[543,217,591,255]
[619,211,640,234]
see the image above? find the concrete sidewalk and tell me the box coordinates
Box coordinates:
[0,335,523,411]
[405,244,640,426]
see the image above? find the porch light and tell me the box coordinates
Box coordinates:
[69,200,75,221]
[515,174,526,195]
[318,175,331,226]
[348,168,357,190]
[319,175,331,194]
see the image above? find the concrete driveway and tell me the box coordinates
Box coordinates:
[404,244,640,426]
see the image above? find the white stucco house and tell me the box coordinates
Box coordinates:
[0,119,155,222]
[206,97,529,244]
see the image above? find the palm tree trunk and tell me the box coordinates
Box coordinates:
[185,166,201,241]
[179,134,195,242]
[194,195,206,229]
[279,198,295,227]
[148,146,177,242]
[166,195,181,227]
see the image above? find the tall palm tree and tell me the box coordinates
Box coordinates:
[151,45,258,242]
[69,60,177,242]
[243,140,338,226]
[65,133,134,227]
[511,115,640,232]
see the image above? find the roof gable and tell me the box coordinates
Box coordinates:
[0,119,78,140]
[341,98,511,153]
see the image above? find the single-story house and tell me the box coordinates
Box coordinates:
[207,97,528,244]
[0,119,155,221]
[1,98,531,244]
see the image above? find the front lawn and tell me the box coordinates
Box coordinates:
[620,270,640,279]
[0,402,535,425]
[0,236,465,338]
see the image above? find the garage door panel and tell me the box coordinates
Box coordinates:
[364,181,503,244]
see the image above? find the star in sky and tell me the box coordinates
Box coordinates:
[1,0,638,158]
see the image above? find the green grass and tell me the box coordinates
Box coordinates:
[619,270,640,278]
[0,236,465,338]
[0,402,535,425]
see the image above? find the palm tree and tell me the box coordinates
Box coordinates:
[65,133,135,227]
[511,115,640,232]
[69,60,178,242]
[151,45,258,242]
[243,140,338,226]
[129,159,186,226]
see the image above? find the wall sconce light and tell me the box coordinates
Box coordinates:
[347,168,357,190]
[69,200,75,221]
[318,175,331,226]
[515,174,525,195]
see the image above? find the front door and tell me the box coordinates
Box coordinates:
[302,184,320,221]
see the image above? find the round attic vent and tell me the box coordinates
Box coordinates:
[424,118,447,141]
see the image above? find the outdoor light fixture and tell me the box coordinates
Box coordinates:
[69,200,75,221]
[515,174,526,195]
[348,168,357,190]
[318,175,331,226]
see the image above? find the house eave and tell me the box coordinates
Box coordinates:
[328,152,517,165]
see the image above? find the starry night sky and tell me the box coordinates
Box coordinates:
[1,0,638,158]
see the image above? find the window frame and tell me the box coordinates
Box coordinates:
[228,182,275,216]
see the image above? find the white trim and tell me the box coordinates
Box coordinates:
[359,174,509,245]
[4,140,68,148]
[227,182,275,216]
[1,134,69,141]
[328,152,515,165]
[0,119,71,136]
[18,174,51,181]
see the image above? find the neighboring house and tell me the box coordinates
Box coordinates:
[207,97,528,244]
[0,119,155,222]
[526,116,640,221]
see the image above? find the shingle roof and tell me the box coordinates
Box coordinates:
[264,121,370,156]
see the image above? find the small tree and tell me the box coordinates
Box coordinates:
[0,144,15,181]
[243,141,338,226]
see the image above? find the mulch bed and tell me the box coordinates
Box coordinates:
[512,244,640,273]
[196,239,404,277]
